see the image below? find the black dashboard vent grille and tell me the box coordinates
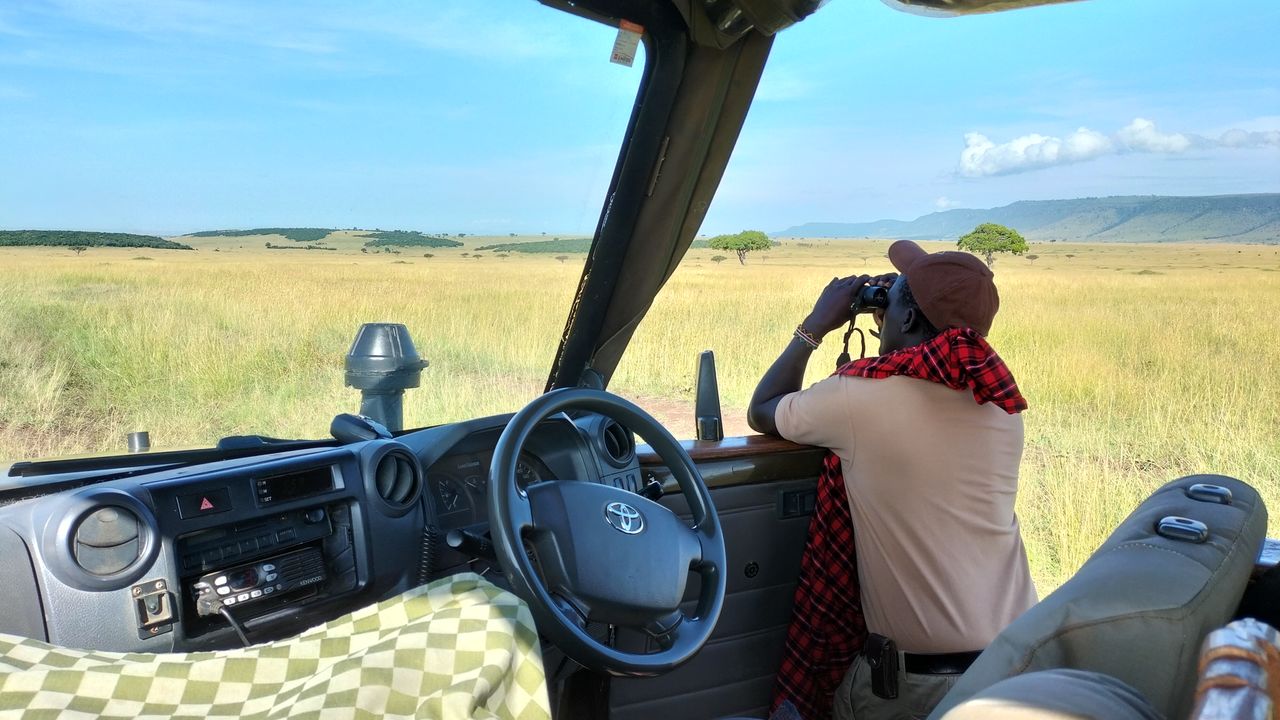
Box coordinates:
[374,451,421,508]
[600,420,636,467]
[73,506,142,576]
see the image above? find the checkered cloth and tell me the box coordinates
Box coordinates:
[772,327,1027,720]
[0,573,551,720]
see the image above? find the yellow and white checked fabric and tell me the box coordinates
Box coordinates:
[0,573,551,720]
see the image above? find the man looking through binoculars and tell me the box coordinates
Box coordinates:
[748,240,1037,720]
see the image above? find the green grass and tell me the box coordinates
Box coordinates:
[1,240,1278,595]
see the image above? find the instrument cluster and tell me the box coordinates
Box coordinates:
[428,451,554,528]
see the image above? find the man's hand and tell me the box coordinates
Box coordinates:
[804,275,870,337]
[749,270,898,436]
[868,272,898,289]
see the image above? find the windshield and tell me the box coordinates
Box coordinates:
[0,2,644,461]
[3,0,1278,601]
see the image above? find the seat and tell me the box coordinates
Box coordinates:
[941,669,1162,720]
[0,573,551,720]
[929,474,1267,720]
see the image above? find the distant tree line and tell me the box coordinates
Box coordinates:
[187,228,334,242]
[476,238,592,253]
[473,236,717,255]
[264,242,337,251]
[0,231,193,250]
[361,231,462,248]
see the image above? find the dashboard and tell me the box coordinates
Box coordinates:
[0,410,644,654]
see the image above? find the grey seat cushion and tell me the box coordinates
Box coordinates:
[930,474,1267,720]
[940,669,1163,720]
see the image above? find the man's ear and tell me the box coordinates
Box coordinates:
[901,307,919,335]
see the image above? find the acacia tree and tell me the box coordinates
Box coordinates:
[709,230,771,265]
[957,223,1028,267]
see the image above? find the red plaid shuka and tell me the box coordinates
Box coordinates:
[771,327,1027,720]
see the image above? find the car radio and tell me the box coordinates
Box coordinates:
[177,505,333,576]
[193,546,326,613]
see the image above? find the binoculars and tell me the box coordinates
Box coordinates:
[850,284,889,315]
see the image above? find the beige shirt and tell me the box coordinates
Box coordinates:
[776,374,1037,654]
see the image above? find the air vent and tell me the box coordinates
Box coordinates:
[73,506,142,576]
[45,488,158,591]
[374,451,422,508]
[600,420,636,468]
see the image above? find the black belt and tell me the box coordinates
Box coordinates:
[903,650,982,675]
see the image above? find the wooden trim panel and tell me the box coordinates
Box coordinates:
[637,434,815,465]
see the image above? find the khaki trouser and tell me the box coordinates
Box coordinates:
[833,654,960,720]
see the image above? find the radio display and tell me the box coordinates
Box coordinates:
[255,466,335,506]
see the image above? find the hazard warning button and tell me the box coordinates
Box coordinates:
[177,488,233,519]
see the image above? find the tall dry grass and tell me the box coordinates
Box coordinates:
[2,240,1278,591]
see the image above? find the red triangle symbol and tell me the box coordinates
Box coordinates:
[199,497,214,511]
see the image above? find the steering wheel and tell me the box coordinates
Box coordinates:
[488,388,726,677]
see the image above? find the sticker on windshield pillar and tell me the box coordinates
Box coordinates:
[610,20,644,67]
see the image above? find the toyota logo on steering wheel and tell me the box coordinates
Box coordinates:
[605,501,645,535]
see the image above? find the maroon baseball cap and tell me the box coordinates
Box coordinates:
[887,240,1000,336]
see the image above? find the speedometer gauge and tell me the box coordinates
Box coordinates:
[436,477,466,513]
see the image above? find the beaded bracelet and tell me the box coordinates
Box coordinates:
[794,324,821,349]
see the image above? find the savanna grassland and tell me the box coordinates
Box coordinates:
[2,237,1279,593]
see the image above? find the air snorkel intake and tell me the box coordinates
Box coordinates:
[344,323,428,432]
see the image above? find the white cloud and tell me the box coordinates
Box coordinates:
[935,196,963,209]
[959,117,1280,177]
[960,127,1113,177]
[1117,118,1192,153]
[1218,128,1280,148]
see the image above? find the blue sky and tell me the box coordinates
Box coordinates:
[1,0,1277,236]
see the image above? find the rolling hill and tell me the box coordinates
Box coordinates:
[775,194,1280,243]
